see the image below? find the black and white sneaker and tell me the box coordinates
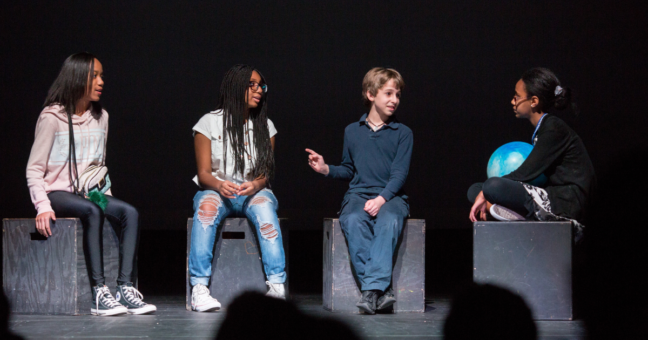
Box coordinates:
[490,204,525,221]
[356,290,379,315]
[91,285,128,316]
[376,288,396,310]
[116,282,157,315]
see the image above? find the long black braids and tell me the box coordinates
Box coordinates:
[216,64,274,181]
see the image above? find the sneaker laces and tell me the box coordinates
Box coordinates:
[193,285,215,303]
[194,284,209,295]
[122,286,146,307]
[96,286,121,310]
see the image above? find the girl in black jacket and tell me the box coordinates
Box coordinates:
[469,68,596,229]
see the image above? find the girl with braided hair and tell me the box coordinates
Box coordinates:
[189,65,286,311]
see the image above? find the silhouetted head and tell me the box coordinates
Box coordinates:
[444,283,537,340]
[1,290,24,339]
[215,292,359,340]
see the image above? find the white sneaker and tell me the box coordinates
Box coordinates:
[265,281,286,300]
[191,284,221,312]
[490,204,526,221]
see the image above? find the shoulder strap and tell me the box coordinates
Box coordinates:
[67,113,81,196]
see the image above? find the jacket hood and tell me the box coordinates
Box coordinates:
[43,104,95,125]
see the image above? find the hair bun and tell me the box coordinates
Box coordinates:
[554,86,571,110]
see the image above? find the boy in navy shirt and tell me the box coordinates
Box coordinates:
[306,67,413,314]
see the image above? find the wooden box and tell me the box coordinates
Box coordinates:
[3,218,123,315]
[473,221,573,320]
[323,218,425,313]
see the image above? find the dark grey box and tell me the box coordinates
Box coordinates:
[473,221,572,320]
[3,218,122,315]
[185,218,289,310]
[323,218,425,313]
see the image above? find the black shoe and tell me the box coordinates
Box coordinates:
[376,288,396,310]
[91,285,127,316]
[356,290,378,315]
[116,282,157,315]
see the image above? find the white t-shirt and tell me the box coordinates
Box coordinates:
[192,109,277,186]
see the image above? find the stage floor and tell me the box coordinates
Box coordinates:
[8,294,586,339]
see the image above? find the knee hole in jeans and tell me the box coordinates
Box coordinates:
[197,194,222,227]
[250,196,272,206]
[259,223,278,240]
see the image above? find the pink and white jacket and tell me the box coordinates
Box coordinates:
[26,105,111,215]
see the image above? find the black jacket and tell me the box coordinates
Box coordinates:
[504,115,596,221]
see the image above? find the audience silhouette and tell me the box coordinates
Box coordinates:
[1,290,23,340]
[215,292,360,340]
[444,283,537,340]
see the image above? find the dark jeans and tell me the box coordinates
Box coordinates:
[467,177,536,218]
[48,191,140,286]
[339,193,409,292]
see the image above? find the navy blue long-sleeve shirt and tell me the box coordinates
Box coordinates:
[326,114,413,201]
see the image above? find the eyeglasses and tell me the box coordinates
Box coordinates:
[249,82,268,93]
[513,95,530,105]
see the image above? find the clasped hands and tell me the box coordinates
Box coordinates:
[216,180,261,199]
[306,148,386,217]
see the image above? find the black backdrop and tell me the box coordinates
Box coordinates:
[1,1,647,294]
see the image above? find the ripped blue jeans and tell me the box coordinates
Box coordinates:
[189,188,286,286]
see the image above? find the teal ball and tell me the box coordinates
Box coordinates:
[487,142,547,186]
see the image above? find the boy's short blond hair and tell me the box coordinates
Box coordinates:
[362,67,405,108]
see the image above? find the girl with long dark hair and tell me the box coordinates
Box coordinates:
[189,64,286,312]
[468,68,596,235]
[26,53,156,316]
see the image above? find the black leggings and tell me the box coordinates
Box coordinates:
[48,191,140,286]
[467,177,536,217]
